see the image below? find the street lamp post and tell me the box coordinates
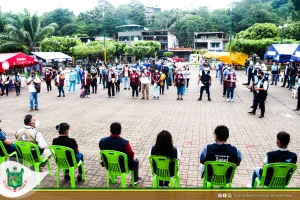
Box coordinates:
[229,5,233,65]
[103,12,106,64]
[124,39,127,62]
[278,24,288,44]
[154,36,157,61]
[194,33,198,64]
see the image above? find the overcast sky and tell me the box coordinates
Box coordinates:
[1,0,233,15]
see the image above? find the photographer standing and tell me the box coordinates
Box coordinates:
[26,71,41,111]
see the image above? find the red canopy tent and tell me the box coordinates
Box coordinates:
[0,52,39,73]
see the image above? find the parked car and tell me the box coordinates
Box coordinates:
[172,56,185,62]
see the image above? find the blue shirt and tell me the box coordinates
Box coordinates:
[0,130,15,153]
[143,63,150,69]
[75,66,80,73]
[199,142,242,163]
[271,65,278,71]
[69,71,77,81]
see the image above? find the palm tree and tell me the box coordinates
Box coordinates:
[0,9,58,53]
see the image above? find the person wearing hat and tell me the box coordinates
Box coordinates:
[199,125,242,180]
[0,119,17,155]
[105,65,116,98]
[281,62,290,88]
[270,61,279,86]
[130,68,140,99]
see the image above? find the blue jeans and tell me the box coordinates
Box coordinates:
[29,92,39,109]
[271,74,277,85]
[58,86,65,95]
[226,87,234,99]
[177,86,183,96]
[15,83,21,94]
[289,76,295,89]
[153,86,160,97]
[68,81,76,92]
[219,73,223,83]
[245,67,248,75]
[251,167,263,187]
[102,78,106,89]
[77,74,81,84]
[124,76,129,89]
[65,152,84,174]
[215,69,219,77]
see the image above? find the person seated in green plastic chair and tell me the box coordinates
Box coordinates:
[0,119,17,156]
[249,131,297,188]
[199,125,242,182]
[149,130,181,187]
[15,114,52,160]
[52,123,84,181]
[99,122,143,185]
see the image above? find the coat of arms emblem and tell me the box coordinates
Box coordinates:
[3,166,27,192]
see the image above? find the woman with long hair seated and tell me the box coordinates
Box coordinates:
[149,130,181,187]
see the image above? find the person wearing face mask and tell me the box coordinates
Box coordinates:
[67,68,77,93]
[27,71,41,111]
[82,70,92,98]
[91,67,98,94]
[105,66,116,98]
[64,67,70,87]
[55,70,65,97]
[162,63,170,90]
[198,65,212,101]
[14,72,21,96]
[289,62,298,90]
[281,62,290,88]
[122,64,131,90]
[248,71,268,118]
[224,68,237,102]
[15,114,51,160]
[270,61,279,86]
[44,68,53,93]
[80,67,85,89]
[140,66,149,100]
[1,71,10,97]
[185,65,191,89]
[159,70,166,95]
[174,69,185,100]
[152,69,161,99]
[52,123,85,182]
[75,65,81,84]
[293,70,300,111]
[130,68,140,99]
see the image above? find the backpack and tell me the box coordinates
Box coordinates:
[80,90,86,98]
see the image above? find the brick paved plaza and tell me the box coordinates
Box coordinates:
[1,65,300,188]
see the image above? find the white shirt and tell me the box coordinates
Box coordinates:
[256,79,268,93]
[27,76,41,92]
[140,71,149,84]
[2,75,9,84]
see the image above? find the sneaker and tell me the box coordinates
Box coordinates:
[157,97,159,99]
[227,99,230,102]
[124,88,127,90]
[29,108,34,111]
[208,98,212,101]
[140,97,145,100]
[153,96,156,99]
[88,95,90,98]
[35,108,39,111]
[180,98,183,100]
[247,184,252,188]
[198,98,202,101]
[111,96,115,98]
[63,95,65,97]
[231,99,234,102]
[134,177,143,185]
[177,98,180,100]
[57,95,61,97]
[66,92,70,94]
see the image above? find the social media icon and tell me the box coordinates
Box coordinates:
[218,193,223,198]
[223,193,227,198]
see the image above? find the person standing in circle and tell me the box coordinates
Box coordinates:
[44,68,53,93]
[83,70,92,98]
[14,72,21,96]
[91,67,98,94]
[152,69,161,99]
[225,68,237,102]
[174,68,185,100]
[130,68,140,99]
[55,70,65,97]
[198,65,212,101]
[27,71,41,111]
[140,66,149,100]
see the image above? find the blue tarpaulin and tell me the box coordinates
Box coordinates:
[264,44,300,63]
[290,45,300,62]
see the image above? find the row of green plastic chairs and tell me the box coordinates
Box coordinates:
[0,141,298,189]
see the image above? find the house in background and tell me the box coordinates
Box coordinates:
[145,5,161,20]
[194,32,229,52]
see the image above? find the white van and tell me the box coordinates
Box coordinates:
[189,54,202,63]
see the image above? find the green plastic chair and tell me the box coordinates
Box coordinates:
[100,150,135,188]
[14,141,52,185]
[148,155,180,188]
[254,163,298,188]
[202,161,237,188]
[49,145,86,188]
[0,141,18,164]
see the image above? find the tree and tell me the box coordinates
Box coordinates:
[291,0,300,11]
[40,36,82,54]
[163,52,173,57]
[0,9,58,53]
[128,0,147,26]
[271,0,289,9]
[40,8,75,36]
[238,23,279,40]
